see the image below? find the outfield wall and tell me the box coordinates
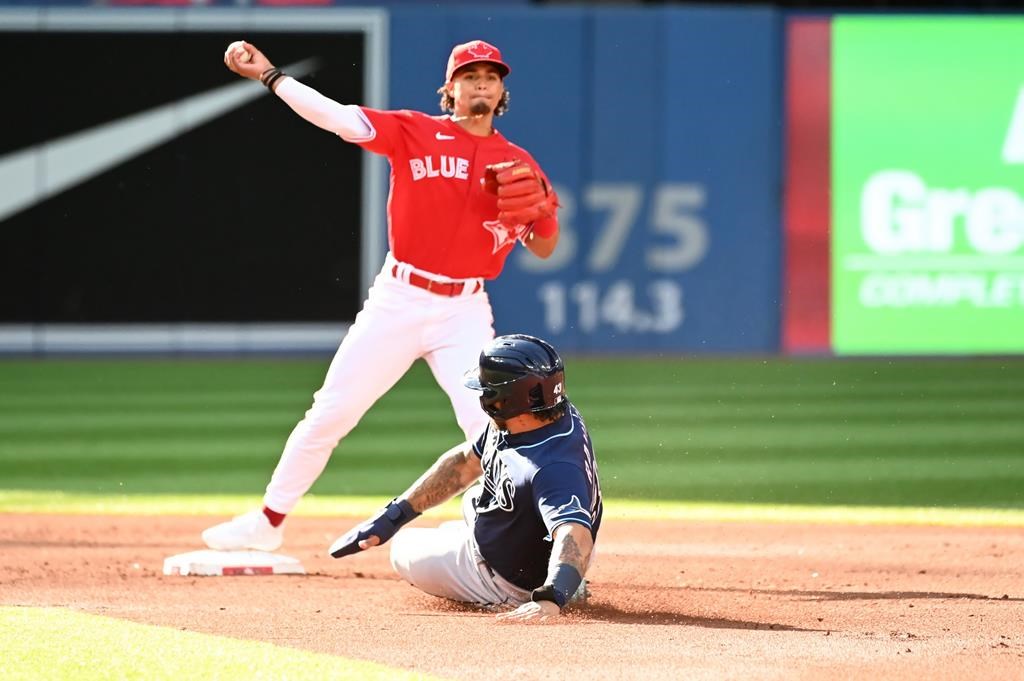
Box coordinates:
[0,5,783,355]
[386,6,784,354]
[784,15,1024,356]
[3,6,1019,355]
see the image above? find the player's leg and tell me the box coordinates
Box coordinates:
[262,277,429,513]
[389,522,530,606]
[422,293,495,443]
[202,273,426,550]
[262,336,417,513]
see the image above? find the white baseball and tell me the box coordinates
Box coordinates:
[227,41,251,63]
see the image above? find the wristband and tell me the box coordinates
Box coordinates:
[386,498,420,524]
[530,584,563,608]
[529,217,558,239]
[530,563,583,609]
[529,185,559,238]
[260,67,287,91]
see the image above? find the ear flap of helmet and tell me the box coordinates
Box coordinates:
[528,384,544,409]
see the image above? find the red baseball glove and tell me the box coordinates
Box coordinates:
[482,159,559,227]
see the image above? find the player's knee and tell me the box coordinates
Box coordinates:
[297,395,362,440]
[304,397,349,425]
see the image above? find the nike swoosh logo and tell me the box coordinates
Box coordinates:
[0,58,319,223]
[436,132,456,141]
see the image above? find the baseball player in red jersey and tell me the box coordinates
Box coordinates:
[202,40,560,552]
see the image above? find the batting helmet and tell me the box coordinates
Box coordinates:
[463,334,565,420]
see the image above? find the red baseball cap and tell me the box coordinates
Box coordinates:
[444,40,511,82]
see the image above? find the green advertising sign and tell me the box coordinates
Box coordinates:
[832,17,1024,354]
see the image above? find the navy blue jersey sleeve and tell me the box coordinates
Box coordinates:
[471,425,490,458]
[531,462,596,536]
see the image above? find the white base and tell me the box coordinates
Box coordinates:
[163,550,306,576]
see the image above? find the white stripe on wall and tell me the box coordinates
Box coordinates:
[0,323,349,354]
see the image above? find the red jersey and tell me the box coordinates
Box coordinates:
[353,108,555,280]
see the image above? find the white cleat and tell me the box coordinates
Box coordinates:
[201,509,284,552]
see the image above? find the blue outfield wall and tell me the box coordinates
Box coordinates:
[391,6,783,353]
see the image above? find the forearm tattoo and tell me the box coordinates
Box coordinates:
[406,445,478,511]
[552,527,591,575]
[535,527,593,608]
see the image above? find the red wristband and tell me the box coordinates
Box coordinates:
[530,216,558,239]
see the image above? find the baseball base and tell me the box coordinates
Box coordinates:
[163,550,305,576]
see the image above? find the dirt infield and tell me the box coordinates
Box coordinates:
[2,514,1022,680]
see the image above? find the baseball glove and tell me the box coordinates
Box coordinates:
[482,159,558,227]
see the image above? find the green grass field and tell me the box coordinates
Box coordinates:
[1,356,1022,511]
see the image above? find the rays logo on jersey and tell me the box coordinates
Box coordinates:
[476,433,516,514]
[552,495,591,523]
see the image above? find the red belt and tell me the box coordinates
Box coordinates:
[391,265,482,297]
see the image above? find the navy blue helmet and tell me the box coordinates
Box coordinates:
[463,334,566,420]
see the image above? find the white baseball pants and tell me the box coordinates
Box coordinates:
[263,254,494,514]
[389,487,532,606]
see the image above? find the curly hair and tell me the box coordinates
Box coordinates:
[437,85,510,117]
[531,399,568,424]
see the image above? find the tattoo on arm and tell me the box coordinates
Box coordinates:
[404,443,482,512]
[550,524,593,577]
